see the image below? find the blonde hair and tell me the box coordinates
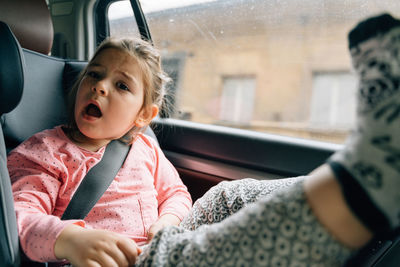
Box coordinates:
[67,37,171,143]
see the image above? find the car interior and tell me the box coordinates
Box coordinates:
[1,0,400,266]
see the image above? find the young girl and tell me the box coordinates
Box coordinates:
[134,13,400,266]
[8,37,192,266]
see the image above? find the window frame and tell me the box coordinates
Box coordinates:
[95,0,151,46]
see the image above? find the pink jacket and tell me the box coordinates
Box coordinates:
[8,126,192,262]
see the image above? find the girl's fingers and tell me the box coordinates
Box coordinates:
[117,237,141,265]
[85,259,102,267]
[95,251,123,267]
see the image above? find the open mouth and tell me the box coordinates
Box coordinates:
[85,103,102,118]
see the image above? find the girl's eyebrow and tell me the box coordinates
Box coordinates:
[120,71,134,81]
[87,63,103,68]
[119,71,140,86]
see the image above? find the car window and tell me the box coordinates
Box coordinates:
[108,0,400,144]
[108,1,140,38]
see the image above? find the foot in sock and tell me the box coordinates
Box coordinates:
[329,13,400,232]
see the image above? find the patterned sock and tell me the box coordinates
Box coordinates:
[328,13,400,233]
[136,180,351,266]
[180,177,305,230]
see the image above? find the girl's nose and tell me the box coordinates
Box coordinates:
[92,82,108,96]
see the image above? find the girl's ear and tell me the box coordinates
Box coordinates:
[135,104,159,127]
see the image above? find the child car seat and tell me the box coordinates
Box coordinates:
[0,21,24,267]
[0,1,157,266]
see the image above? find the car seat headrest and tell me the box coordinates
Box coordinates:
[0,21,24,115]
[0,0,53,55]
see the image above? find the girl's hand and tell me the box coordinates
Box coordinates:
[54,224,141,267]
[147,214,181,242]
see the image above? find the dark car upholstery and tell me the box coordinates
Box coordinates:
[2,49,71,152]
[0,21,24,267]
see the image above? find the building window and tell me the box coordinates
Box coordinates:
[220,77,256,125]
[310,72,357,129]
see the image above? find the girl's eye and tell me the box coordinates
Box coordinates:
[117,82,129,91]
[87,71,99,79]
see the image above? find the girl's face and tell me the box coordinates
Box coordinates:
[74,48,156,148]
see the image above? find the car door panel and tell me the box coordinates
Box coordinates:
[152,118,341,200]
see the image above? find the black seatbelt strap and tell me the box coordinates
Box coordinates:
[61,140,130,220]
